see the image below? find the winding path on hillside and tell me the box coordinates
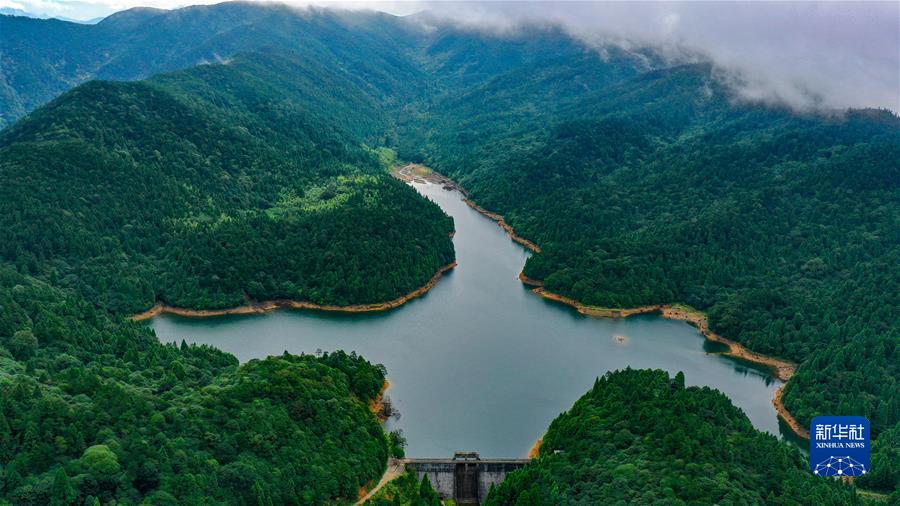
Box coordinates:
[355,459,405,505]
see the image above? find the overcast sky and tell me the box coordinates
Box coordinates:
[2,1,898,112]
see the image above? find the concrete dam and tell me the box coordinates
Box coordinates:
[404,453,529,505]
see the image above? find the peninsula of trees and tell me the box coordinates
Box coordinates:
[484,369,859,504]
[0,50,455,315]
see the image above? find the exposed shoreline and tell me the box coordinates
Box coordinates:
[140,163,810,445]
[774,385,810,439]
[131,262,457,321]
[394,163,809,441]
[462,198,541,253]
[522,273,809,439]
[522,274,797,380]
[392,163,540,252]
[370,379,392,422]
[528,437,543,459]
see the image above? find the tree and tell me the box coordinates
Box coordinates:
[417,475,441,506]
[51,467,77,506]
[253,480,274,506]
[8,329,38,360]
[0,410,11,461]
[388,430,406,459]
[80,445,120,479]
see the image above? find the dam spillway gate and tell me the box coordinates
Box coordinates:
[403,452,529,505]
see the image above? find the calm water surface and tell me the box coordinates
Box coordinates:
[152,182,789,457]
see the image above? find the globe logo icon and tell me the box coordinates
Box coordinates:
[812,456,867,476]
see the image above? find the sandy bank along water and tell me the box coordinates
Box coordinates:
[521,273,809,439]
[131,262,456,321]
[394,162,808,440]
[528,437,543,459]
[370,379,393,422]
[392,163,540,252]
[521,273,796,381]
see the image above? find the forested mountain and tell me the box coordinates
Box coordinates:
[0,265,392,504]
[0,30,452,504]
[2,1,898,502]
[484,369,859,504]
[408,51,898,482]
[382,29,898,492]
[0,48,454,314]
[0,2,428,128]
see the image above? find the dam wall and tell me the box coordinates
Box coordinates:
[404,453,529,505]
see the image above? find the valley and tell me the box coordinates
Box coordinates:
[152,177,794,457]
[0,2,896,503]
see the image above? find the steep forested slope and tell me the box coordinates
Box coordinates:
[484,369,858,504]
[0,35,456,504]
[0,49,454,315]
[0,265,390,504]
[0,3,424,128]
[2,3,898,500]
[412,57,899,471]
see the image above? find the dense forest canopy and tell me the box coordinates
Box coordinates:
[0,49,455,314]
[392,28,899,494]
[484,369,860,504]
[0,12,454,504]
[1,2,898,502]
[0,265,391,504]
[416,62,898,431]
[0,3,429,129]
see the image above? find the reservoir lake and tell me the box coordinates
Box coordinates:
[151,181,791,458]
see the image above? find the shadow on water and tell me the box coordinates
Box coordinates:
[703,339,731,354]
[781,418,810,454]
[714,352,781,387]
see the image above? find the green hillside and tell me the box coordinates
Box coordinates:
[0,265,390,504]
[411,57,899,469]
[1,2,898,502]
[0,45,452,504]
[0,49,454,315]
[484,369,858,505]
[0,3,425,128]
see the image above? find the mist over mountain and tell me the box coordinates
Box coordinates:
[410,1,900,113]
[2,1,898,129]
[0,2,897,503]
[3,0,897,120]
[0,5,103,22]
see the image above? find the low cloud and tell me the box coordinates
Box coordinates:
[6,0,898,112]
[408,1,900,113]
